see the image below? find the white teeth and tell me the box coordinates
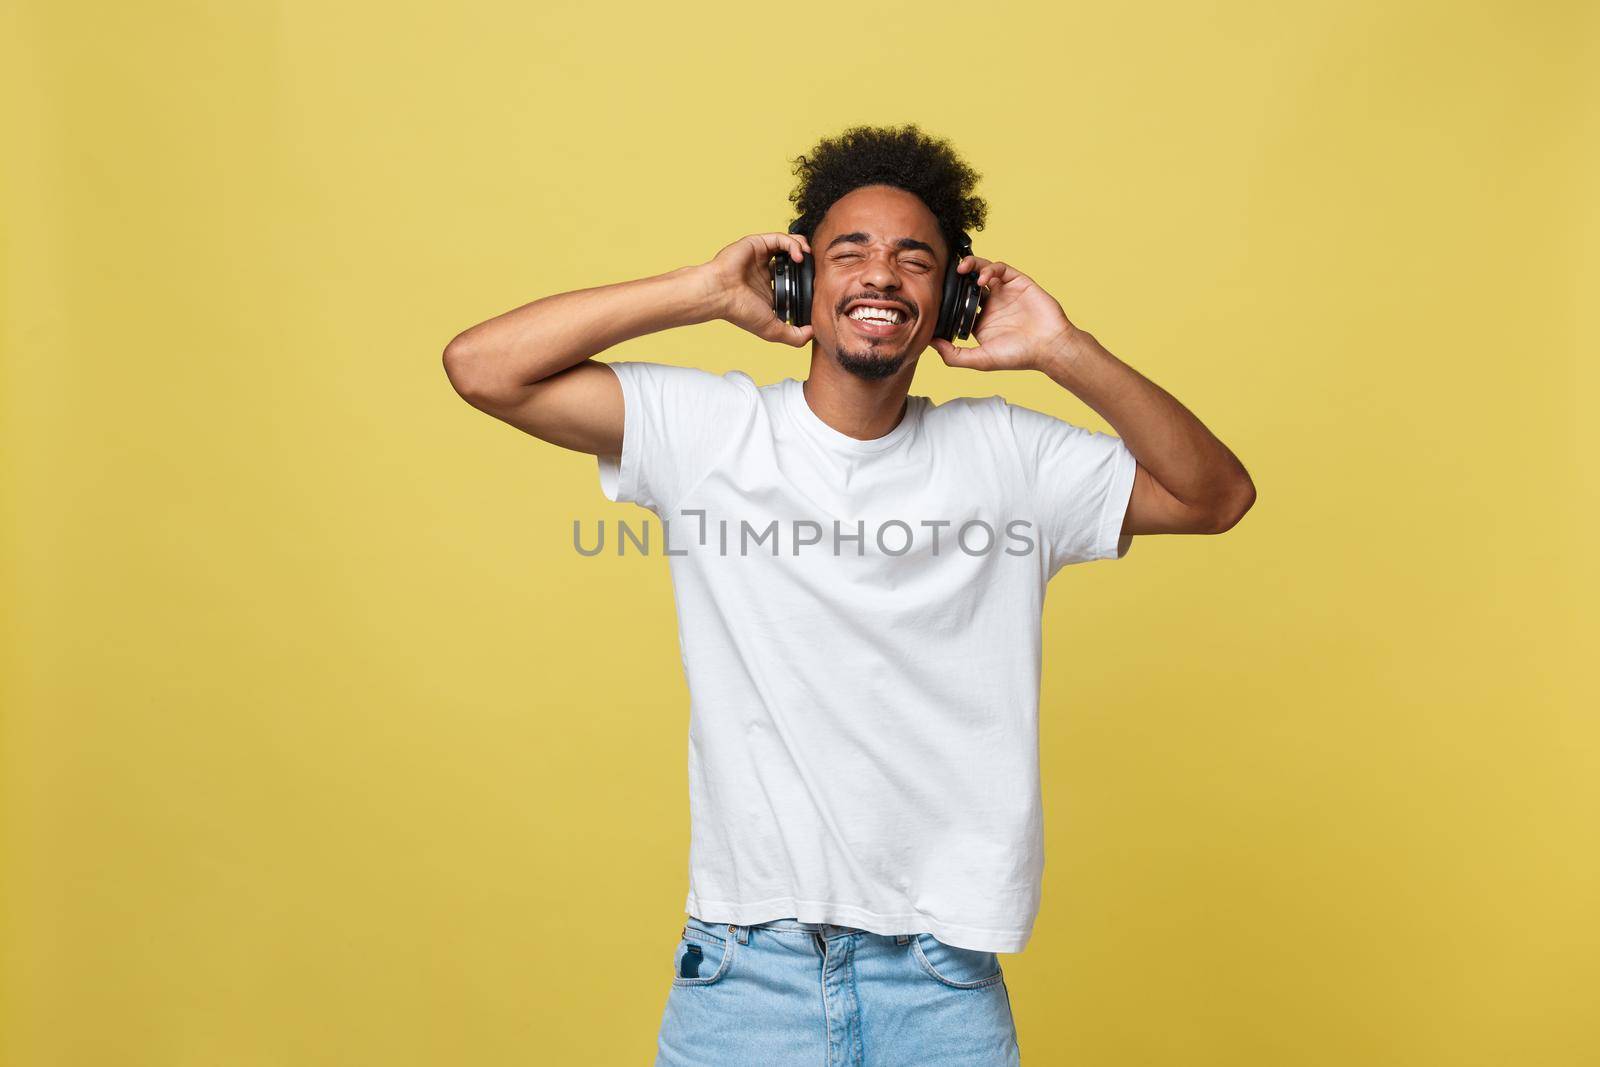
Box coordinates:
[848,306,906,324]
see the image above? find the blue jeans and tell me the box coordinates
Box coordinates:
[655,915,1023,1066]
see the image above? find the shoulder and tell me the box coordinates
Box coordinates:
[920,391,1008,426]
[984,394,1107,447]
[922,393,1120,474]
[919,392,1023,444]
[606,360,761,414]
[608,359,757,393]
[921,392,1097,433]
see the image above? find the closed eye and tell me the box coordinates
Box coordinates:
[833,252,934,271]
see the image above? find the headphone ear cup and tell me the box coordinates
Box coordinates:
[771,252,793,324]
[936,232,977,341]
[771,250,816,328]
[952,268,983,341]
[774,220,815,328]
[795,249,814,328]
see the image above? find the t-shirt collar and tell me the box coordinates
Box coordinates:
[783,378,920,454]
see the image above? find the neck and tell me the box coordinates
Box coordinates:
[801,347,916,441]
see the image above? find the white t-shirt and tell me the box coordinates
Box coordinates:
[596,360,1137,953]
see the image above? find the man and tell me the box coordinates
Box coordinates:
[443,123,1254,1066]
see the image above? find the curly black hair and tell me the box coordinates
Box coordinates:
[785,123,987,257]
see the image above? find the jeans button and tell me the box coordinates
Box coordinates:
[728,924,736,933]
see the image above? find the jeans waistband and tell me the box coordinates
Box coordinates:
[693,915,856,933]
[688,914,914,945]
[750,917,840,933]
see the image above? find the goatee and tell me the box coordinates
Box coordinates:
[833,346,910,382]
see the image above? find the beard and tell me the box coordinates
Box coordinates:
[831,337,913,381]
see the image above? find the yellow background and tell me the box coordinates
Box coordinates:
[4,1,1595,1063]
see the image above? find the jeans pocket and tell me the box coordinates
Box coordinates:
[671,919,735,987]
[910,932,1004,989]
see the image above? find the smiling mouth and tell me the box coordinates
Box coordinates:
[842,305,914,338]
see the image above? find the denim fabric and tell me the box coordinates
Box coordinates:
[655,915,1022,1066]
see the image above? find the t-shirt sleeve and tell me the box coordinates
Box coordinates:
[1003,400,1138,574]
[596,360,756,515]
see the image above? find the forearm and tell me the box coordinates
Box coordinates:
[1037,327,1253,513]
[443,263,721,397]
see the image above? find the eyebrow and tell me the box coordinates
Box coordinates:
[825,231,938,256]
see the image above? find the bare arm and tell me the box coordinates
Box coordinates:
[1039,327,1256,535]
[441,265,718,457]
[930,254,1256,537]
[442,233,815,457]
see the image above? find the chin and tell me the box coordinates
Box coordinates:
[833,346,910,382]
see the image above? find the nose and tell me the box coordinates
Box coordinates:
[856,249,902,293]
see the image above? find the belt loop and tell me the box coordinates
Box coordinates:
[731,923,749,945]
[895,932,910,945]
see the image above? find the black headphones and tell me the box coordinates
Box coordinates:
[770,218,985,341]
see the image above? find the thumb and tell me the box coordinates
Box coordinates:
[932,337,984,368]
[764,318,814,347]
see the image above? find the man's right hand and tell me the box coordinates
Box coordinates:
[699,232,816,348]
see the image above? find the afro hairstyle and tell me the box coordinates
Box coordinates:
[784,123,988,261]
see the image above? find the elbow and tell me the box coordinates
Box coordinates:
[1208,478,1257,534]
[442,335,494,405]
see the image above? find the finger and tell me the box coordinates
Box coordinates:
[972,260,1011,286]
[777,231,812,261]
[957,254,991,275]
[984,262,1032,289]
[753,232,808,262]
[766,318,813,347]
[977,260,1008,287]
[931,337,986,369]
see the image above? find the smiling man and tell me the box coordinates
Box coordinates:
[443,123,1255,1065]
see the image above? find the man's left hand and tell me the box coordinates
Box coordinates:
[929,254,1076,373]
